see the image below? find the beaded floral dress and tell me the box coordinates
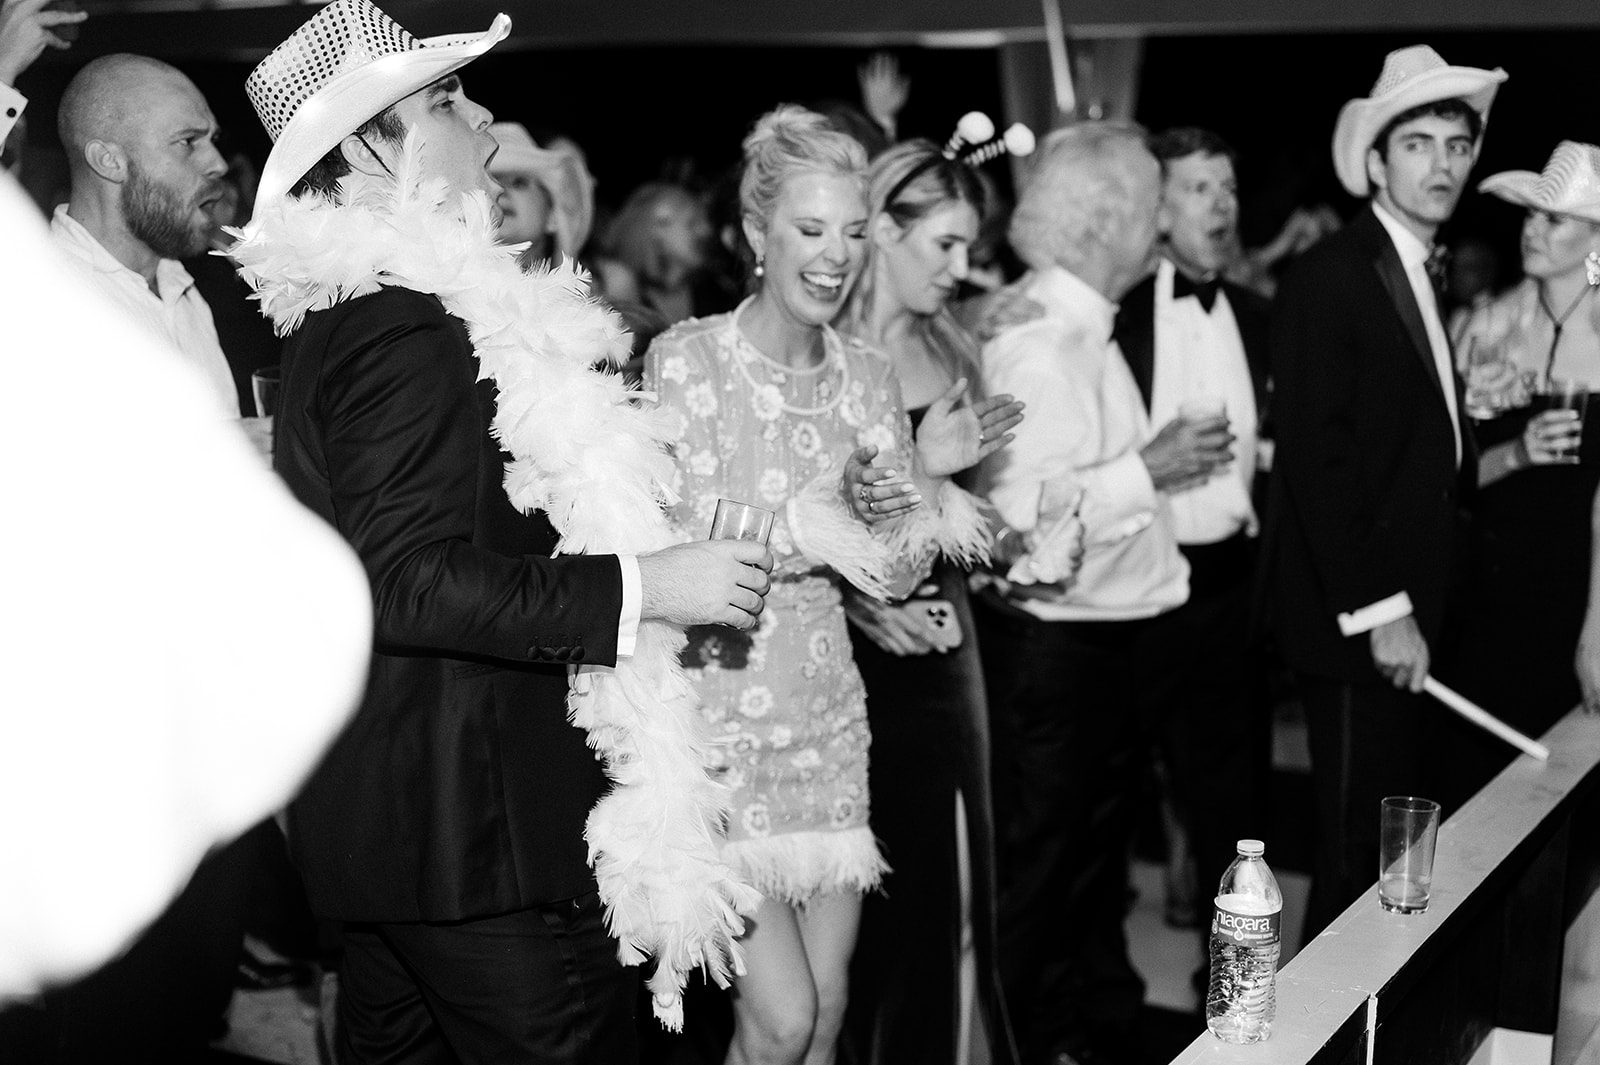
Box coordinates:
[645,305,937,904]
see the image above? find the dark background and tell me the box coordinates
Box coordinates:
[14,26,1600,274]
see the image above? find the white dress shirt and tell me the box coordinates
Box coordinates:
[979,266,1189,621]
[0,82,24,153]
[1149,257,1259,545]
[1372,201,1461,465]
[51,205,240,419]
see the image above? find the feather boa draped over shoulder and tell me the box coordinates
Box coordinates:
[226,138,760,1030]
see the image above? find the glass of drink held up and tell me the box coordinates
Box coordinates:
[1532,377,1588,463]
[709,498,775,546]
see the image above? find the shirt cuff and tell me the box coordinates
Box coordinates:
[615,554,641,658]
[1337,591,1414,637]
[0,82,26,146]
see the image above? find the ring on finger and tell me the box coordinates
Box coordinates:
[867,499,876,513]
[859,484,871,503]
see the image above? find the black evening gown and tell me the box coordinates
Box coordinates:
[1440,400,1600,808]
[844,415,1016,1065]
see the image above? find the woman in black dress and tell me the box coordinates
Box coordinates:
[1446,141,1600,805]
[837,137,1017,1065]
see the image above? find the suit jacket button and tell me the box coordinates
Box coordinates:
[570,647,585,662]
[527,646,540,660]
[553,646,571,662]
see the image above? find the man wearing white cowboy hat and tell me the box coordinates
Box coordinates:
[1260,44,1505,932]
[228,1,774,1061]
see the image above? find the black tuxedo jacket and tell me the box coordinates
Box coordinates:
[277,287,624,923]
[1113,268,1272,424]
[1258,207,1476,681]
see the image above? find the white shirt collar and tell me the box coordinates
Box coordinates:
[1032,264,1118,340]
[51,204,195,303]
[1371,200,1432,270]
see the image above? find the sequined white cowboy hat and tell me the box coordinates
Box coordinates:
[246,0,509,218]
[1479,141,1600,226]
[487,122,597,257]
[1331,45,1507,198]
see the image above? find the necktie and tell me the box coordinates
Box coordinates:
[1172,270,1221,313]
[1425,244,1451,301]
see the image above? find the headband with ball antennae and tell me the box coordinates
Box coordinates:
[883,112,1036,209]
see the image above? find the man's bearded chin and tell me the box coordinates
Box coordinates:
[123,161,210,260]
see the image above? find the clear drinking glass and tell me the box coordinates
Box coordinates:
[252,366,283,419]
[708,498,774,545]
[1534,377,1589,462]
[1378,796,1441,914]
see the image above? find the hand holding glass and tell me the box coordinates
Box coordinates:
[1180,396,1233,478]
[1378,796,1440,914]
[709,498,775,545]
[1532,377,1588,462]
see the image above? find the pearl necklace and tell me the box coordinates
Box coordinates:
[727,303,850,417]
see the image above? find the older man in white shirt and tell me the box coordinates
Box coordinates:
[973,122,1233,1065]
[50,52,270,452]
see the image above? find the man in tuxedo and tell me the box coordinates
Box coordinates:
[232,3,772,1062]
[1261,45,1506,931]
[1113,126,1272,939]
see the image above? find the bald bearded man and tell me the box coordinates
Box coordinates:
[0,56,273,1063]
[53,53,270,455]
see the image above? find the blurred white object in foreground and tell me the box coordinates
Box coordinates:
[0,173,371,999]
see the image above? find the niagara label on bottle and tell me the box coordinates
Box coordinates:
[1205,839,1283,1045]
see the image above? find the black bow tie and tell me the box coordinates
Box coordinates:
[1172,271,1221,313]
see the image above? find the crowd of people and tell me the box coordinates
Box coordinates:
[4,1,1600,1065]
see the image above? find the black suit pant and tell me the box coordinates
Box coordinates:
[337,892,638,1065]
[1297,676,1439,936]
[976,596,1155,1065]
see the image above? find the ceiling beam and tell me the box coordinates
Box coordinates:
[40,0,1600,65]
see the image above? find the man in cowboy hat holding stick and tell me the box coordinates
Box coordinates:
[1260,45,1506,931]
[230,2,774,1061]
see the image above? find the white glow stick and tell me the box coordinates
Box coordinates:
[1423,676,1551,761]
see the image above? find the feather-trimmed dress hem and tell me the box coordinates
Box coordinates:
[721,827,889,906]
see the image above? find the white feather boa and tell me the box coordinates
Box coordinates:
[227,139,759,1030]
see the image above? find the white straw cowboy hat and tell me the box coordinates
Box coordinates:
[1331,45,1507,198]
[246,0,510,218]
[1479,141,1600,226]
[487,122,597,257]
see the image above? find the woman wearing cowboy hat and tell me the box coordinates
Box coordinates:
[1444,142,1600,804]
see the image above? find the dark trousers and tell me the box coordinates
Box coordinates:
[1145,538,1271,929]
[338,892,638,1065]
[976,595,1154,1065]
[0,831,253,1064]
[1297,676,1434,935]
[846,567,1015,1065]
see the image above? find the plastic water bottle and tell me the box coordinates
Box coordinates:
[1205,838,1283,1044]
